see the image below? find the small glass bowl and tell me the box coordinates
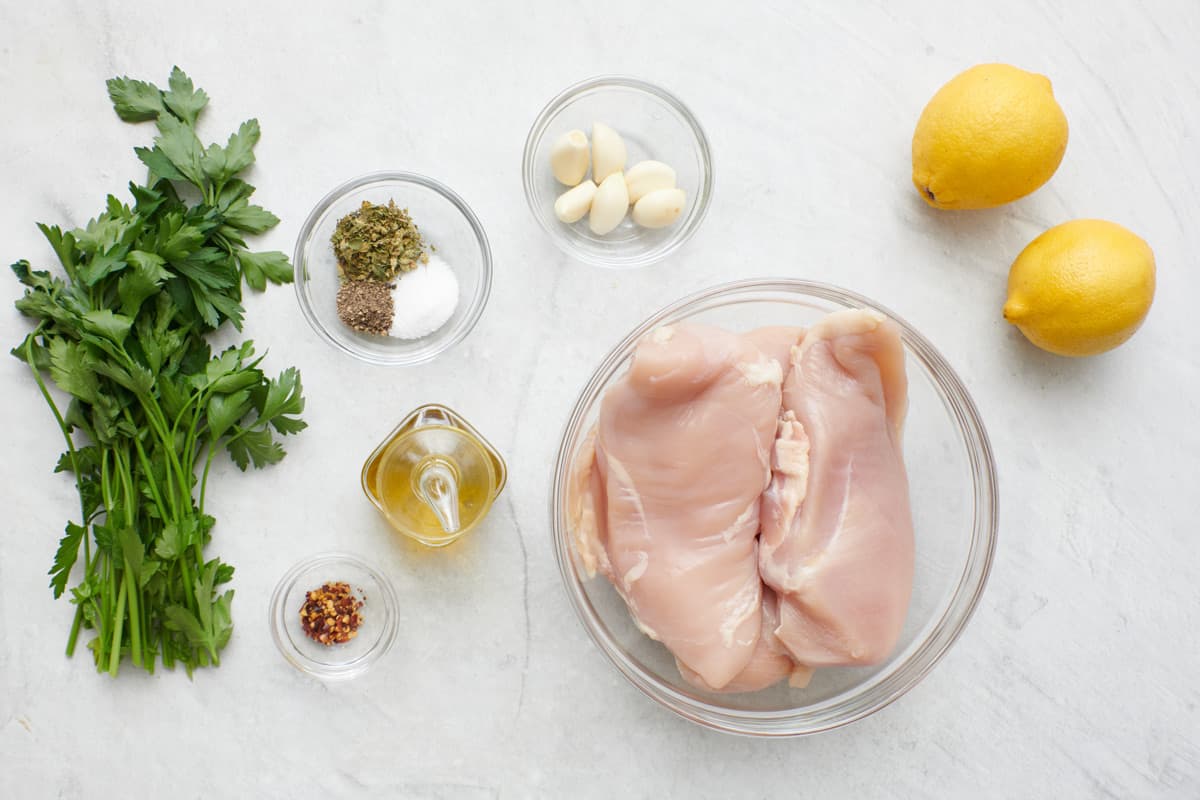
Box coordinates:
[293,171,492,366]
[522,76,713,269]
[269,552,399,680]
[551,279,998,735]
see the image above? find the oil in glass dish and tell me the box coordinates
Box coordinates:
[361,404,506,547]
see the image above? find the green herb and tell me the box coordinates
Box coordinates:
[10,67,305,676]
[330,199,428,282]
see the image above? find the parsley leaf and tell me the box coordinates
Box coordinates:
[200,142,228,183]
[207,389,252,440]
[238,251,292,290]
[164,605,212,657]
[107,76,164,122]
[49,522,87,598]
[226,426,284,470]
[222,203,279,235]
[220,119,260,180]
[48,339,100,404]
[154,522,184,560]
[135,146,186,183]
[257,367,307,434]
[37,224,80,274]
[154,114,206,188]
[162,67,209,126]
[154,214,206,263]
[118,251,170,317]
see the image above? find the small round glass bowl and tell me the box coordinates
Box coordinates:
[269,553,399,680]
[551,279,998,736]
[522,76,713,269]
[293,172,492,365]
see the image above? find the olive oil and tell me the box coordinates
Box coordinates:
[362,405,506,547]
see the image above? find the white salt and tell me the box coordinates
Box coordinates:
[389,254,460,339]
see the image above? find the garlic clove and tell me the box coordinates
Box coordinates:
[591,122,627,183]
[589,172,630,235]
[632,188,686,229]
[554,180,598,223]
[624,160,677,203]
[550,129,590,186]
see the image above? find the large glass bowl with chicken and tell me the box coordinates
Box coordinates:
[551,279,998,736]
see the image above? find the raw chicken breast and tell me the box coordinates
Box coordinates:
[567,428,610,580]
[677,588,814,693]
[745,326,805,374]
[760,309,914,667]
[574,323,783,689]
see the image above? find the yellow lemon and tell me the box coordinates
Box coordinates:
[1003,219,1155,357]
[912,64,1068,209]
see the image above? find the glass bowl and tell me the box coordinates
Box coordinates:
[522,76,713,269]
[550,279,998,736]
[293,171,492,365]
[269,552,399,680]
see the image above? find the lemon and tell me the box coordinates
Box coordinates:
[1003,219,1155,357]
[912,64,1068,209]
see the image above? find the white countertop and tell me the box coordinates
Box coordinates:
[2,1,1198,797]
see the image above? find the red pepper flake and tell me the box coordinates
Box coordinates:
[299,581,364,646]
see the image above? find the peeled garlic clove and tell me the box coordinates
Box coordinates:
[632,188,686,229]
[591,122,627,182]
[589,173,629,235]
[624,160,677,203]
[554,180,598,223]
[550,129,590,186]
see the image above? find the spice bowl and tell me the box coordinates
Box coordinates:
[522,76,713,269]
[269,552,399,680]
[293,172,492,366]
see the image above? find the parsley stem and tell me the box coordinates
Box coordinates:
[179,553,198,616]
[117,445,135,525]
[162,637,174,670]
[136,392,187,518]
[66,605,83,657]
[142,591,153,671]
[125,557,143,668]
[100,450,111,507]
[123,408,169,522]
[199,444,217,516]
[97,454,117,671]
[22,331,92,571]
[113,443,144,670]
[108,571,127,677]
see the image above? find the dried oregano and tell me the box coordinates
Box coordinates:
[331,199,429,282]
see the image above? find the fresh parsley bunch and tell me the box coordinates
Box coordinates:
[11,68,305,676]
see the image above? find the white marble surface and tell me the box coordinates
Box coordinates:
[2,1,1198,797]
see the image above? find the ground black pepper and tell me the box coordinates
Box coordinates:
[335,279,394,335]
